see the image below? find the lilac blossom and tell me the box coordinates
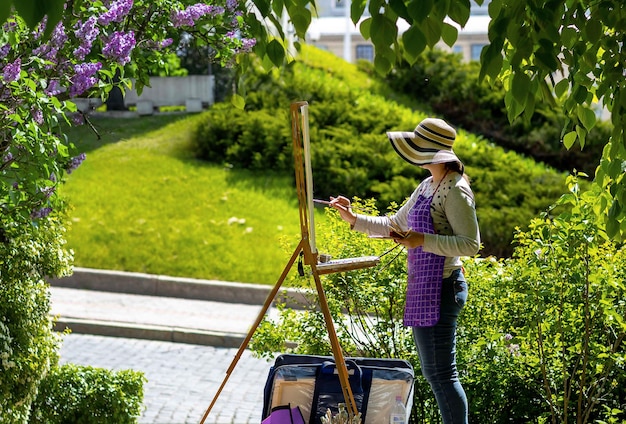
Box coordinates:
[0,44,10,59]
[3,58,21,83]
[226,0,238,11]
[69,62,102,97]
[240,38,256,53]
[32,16,47,40]
[40,186,56,198]
[31,207,52,219]
[170,4,222,27]
[102,31,136,65]
[31,108,44,125]
[98,0,133,25]
[160,38,174,49]
[66,153,86,174]
[73,16,99,60]
[72,114,85,126]
[45,79,62,96]
[3,152,13,163]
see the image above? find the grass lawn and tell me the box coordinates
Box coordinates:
[61,113,319,285]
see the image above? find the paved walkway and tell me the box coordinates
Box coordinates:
[49,268,296,424]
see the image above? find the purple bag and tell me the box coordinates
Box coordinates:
[262,404,305,424]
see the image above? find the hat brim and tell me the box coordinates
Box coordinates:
[387,131,462,166]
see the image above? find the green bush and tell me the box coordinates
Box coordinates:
[0,215,73,423]
[30,364,146,424]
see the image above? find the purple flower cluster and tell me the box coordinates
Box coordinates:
[66,152,86,174]
[31,207,52,219]
[102,31,136,65]
[170,4,223,28]
[98,0,133,25]
[73,16,100,60]
[226,0,238,11]
[69,62,102,97]
[31,108,44,125]
[33,22,68,63]
[45,79,61,96]
[240,38,256,53]
[3,58,21,83]
[0,43,10,59]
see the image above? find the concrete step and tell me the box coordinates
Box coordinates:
[49,268,301,347]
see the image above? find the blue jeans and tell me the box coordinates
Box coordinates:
[412,269,468,424]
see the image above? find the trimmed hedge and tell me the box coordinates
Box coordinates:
[30,364,145,424]
[192,45,572,257]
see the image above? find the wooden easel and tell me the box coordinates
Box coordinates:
[199,101,360,423]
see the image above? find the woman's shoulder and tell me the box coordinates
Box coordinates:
[445,173,475,199]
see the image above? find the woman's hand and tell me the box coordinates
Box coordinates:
[329,196,357,226]
[394,230,425,249]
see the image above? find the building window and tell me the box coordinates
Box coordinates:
[452,45,463,55]
[333,0,346,9]
[356,44,374,62]
[470,44,487,61]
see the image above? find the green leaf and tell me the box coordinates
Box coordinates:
[511,71,531,106]
[266,39,285,67]
[584,18,603,44]
[253,0,272,17]
[577,105,596,131]
[505,90,524,122]
[406,0,433,22]
[479,41,503,81]
[554,78,569,98]
[231,94,246,110]
[271,0,284,17]
[0,1,10,26]
[388,0,410,22]
[370,14,397,47]
[402,26,427,63]
[562,131,577,149]
[448,0,471,27]
[288,7,311,37]
[351,0,368,23]
[13,0,46,29]
[441,22,458,47]
[359,17,372,39]
[423,16,443,47]
[374,47,393,75]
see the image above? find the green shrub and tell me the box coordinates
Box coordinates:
[0,215,73,423]
[30,364,146,424]
[192,104,292,172]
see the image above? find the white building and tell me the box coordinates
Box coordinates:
[305,0,491,63]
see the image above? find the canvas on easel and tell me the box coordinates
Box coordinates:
[291,101,380,274]
[198,101,380,423]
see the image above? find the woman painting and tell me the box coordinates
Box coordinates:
[329,118,480,424]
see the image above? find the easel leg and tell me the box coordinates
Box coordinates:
[307,254,359,417]
[198,239,306,424]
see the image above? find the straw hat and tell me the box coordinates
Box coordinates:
[387,118,462,167]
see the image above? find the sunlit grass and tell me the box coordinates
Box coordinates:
[61,113,321,285]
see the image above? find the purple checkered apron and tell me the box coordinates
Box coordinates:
[404,189,445,327]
